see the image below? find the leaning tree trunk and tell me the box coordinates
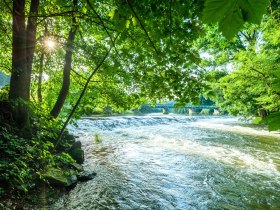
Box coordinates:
[50,0,78,118]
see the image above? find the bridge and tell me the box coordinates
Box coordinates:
[140,103,220,115]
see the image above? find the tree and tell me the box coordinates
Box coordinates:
[1,0,271,130]
[201,10,280,129]
[50,0,78,118]
[8,0,39,129]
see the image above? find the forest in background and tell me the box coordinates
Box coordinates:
[0,0,279,208]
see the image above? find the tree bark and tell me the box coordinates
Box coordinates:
[259,108,268,119]
[8,0,39,129]
[9,0,29,129]
[26,0,40,100]
[9,0,27,101]
[38,52,44,102]
[50,0,78,118]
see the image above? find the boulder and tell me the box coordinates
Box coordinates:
[70,162,84,172]
[77,171,97,182]
[65,169,78,191]
[68,141,84,164]
[62,131,76,145]
[43,167,68,187]
[43,167,78,190]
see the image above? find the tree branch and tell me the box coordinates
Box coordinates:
[240,31,251,42]
[126,0,159,54]
[3,0,12,13]
[250,67,280,96]
[55,47,112,146]
[85,0,133,74]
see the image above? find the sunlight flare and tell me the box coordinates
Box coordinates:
[44,38,56,50]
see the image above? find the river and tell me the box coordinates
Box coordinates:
[53,115,280,210]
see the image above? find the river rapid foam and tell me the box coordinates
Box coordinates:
[53,115,280,210]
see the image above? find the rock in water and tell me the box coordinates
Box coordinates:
[43,167,79,190]
[68,141,84,164]
[65,169,78,191]
[77,171,97,182]
[70,162,84,172]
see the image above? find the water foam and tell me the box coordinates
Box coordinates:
[145,135,279,176]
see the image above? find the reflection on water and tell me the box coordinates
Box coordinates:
[53,115,280,209]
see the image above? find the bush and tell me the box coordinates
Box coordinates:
[94,133,103,143]
[0,107,78,209]
[0,125,75,196]
[200,109,211,115]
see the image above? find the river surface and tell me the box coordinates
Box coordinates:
[53,115,280,210]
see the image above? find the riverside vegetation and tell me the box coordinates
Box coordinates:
[0,0,279,208]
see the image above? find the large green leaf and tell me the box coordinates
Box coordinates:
[219,7,244,39]
[202,0,269,39]
[245,0,270,23]
[202,0,235,23]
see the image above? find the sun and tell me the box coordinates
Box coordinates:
[44,38,56,50]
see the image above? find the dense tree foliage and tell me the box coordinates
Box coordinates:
[199,7,280,130]
[0,0,277,207]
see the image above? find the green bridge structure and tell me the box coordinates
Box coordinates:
[140,103,220,115]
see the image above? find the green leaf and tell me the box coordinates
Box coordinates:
[252,117,262,124]
[219,7,244,39]
[108,9,115,20]
[202,0,233,23]
[82,7,87,14]
[245,0,270,24]
[132,17,137,26]
[126,20,130,28]
[202,0,269,39]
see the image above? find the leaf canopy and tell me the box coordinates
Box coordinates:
[202,0,270,39]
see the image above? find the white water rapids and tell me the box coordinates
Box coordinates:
[53,115,280,209]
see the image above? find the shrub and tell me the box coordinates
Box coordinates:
[200,109,211,115]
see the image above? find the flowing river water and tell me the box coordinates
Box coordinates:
[53,115,280,210]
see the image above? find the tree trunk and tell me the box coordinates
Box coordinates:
[26,0,40,100]
[8,0,39,129]
[38,22,48,102]
[9,0,29,128]
[50,0,78,118]
[38,52,44,102]
[259,108,268,119]
[9,0,27,101]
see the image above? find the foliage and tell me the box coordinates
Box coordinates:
[199,10,280,129]
[262,112,280,131]
[0,108,76,203]
[94,133,103,143]
[200,109,211,115]
[0,0,277,207]
[203,0,269,39]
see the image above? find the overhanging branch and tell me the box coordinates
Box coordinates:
[55,46,112,146]
[126,0,159,54]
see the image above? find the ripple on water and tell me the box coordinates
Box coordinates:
[54,116,280,209]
